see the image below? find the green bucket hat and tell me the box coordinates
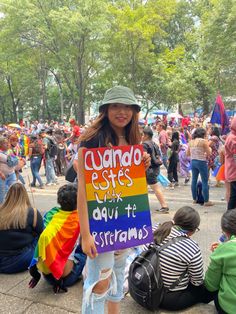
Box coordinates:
[99,86,141,112]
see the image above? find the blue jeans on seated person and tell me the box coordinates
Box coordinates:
[0,172,17,204]
[191,159,209,202]
[44,245,86,287]
[0,240,37,273]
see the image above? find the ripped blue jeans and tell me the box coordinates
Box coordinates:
[82,250,128,314]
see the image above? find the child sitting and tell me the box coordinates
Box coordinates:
[205,209,236,314]
[29,184,86,293]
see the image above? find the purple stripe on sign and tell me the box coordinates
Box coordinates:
[93,225,153,253]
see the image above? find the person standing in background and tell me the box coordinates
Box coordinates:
[225,116,236,210]
[157,122,169,170]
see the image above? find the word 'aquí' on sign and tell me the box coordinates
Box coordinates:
[92,225,149,247]
[91,168,132,190]
[92,203,137,222]
[84,146,142,171]
[93,206,119,222]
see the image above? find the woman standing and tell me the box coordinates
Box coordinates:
[208,126,221,174]
[187,128,213,206]
[0,183,43,273]
[77,86,150,314]
[0,137,17,203]
[28,135,44,189]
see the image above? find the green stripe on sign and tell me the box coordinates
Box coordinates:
[87,194,150,219]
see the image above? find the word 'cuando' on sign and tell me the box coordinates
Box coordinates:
[84,146,142,171]
[92,225,149,247]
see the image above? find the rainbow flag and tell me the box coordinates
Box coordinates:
[21,135,30,156]
[84,145,153,253]
[30,207,80,280]
[210,94,230,135]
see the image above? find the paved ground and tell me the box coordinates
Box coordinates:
[0,166,225,313]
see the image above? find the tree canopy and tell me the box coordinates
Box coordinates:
[0,0,235,124]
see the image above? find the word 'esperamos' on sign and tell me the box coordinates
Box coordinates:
[92,225,149,247]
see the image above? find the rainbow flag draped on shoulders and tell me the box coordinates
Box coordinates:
[30,207,80,280]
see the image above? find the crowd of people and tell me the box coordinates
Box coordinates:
[0,85,236,314]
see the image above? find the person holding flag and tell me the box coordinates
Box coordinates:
[210,94,230,135]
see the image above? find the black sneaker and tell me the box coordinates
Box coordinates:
[184,178,190,185]
[156,207,169,213]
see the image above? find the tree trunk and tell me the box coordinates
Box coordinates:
[6,76,18,122]
[0,97,6,123]
[18,100,24,122]
[39,59,48,119]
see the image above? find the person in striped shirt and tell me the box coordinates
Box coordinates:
[152,206,214,311]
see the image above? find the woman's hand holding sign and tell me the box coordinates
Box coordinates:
[143,152,151,170]
[82,233,98,259]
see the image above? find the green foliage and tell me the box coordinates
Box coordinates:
[0,0,235,124]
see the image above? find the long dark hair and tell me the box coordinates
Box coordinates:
[192,127,206,139]
[79,104,141,146]
[211,126,220,138]
[221,209,236,236]
[154,206,200,244]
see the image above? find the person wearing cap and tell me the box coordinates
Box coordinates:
[142,126,169,213]
[77,86,151,314]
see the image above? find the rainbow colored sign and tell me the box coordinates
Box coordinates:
[84,144,153,253]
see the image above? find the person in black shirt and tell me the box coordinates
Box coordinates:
[0,183,44,273]
[167,131,180,188]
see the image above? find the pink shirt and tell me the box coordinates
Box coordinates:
[225,118,236,182]
[159,130,169,154]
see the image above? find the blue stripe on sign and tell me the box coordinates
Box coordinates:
[89,210,152,233]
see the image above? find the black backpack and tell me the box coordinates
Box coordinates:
[48,138,58,158]
[128,236,187,311]
[144,141,162,167]
[196,180,204,205]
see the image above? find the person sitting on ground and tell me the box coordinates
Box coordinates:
[142,126,169,213]
[29,184,86,293]
[152,206,214,311]
[205,209,236,314]
[0,183,43,273]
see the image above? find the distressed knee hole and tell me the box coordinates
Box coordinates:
[92,268,112,295]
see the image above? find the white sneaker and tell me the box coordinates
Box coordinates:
[46,182,53,186]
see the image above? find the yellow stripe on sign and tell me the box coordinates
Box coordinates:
[85,177,148,202]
